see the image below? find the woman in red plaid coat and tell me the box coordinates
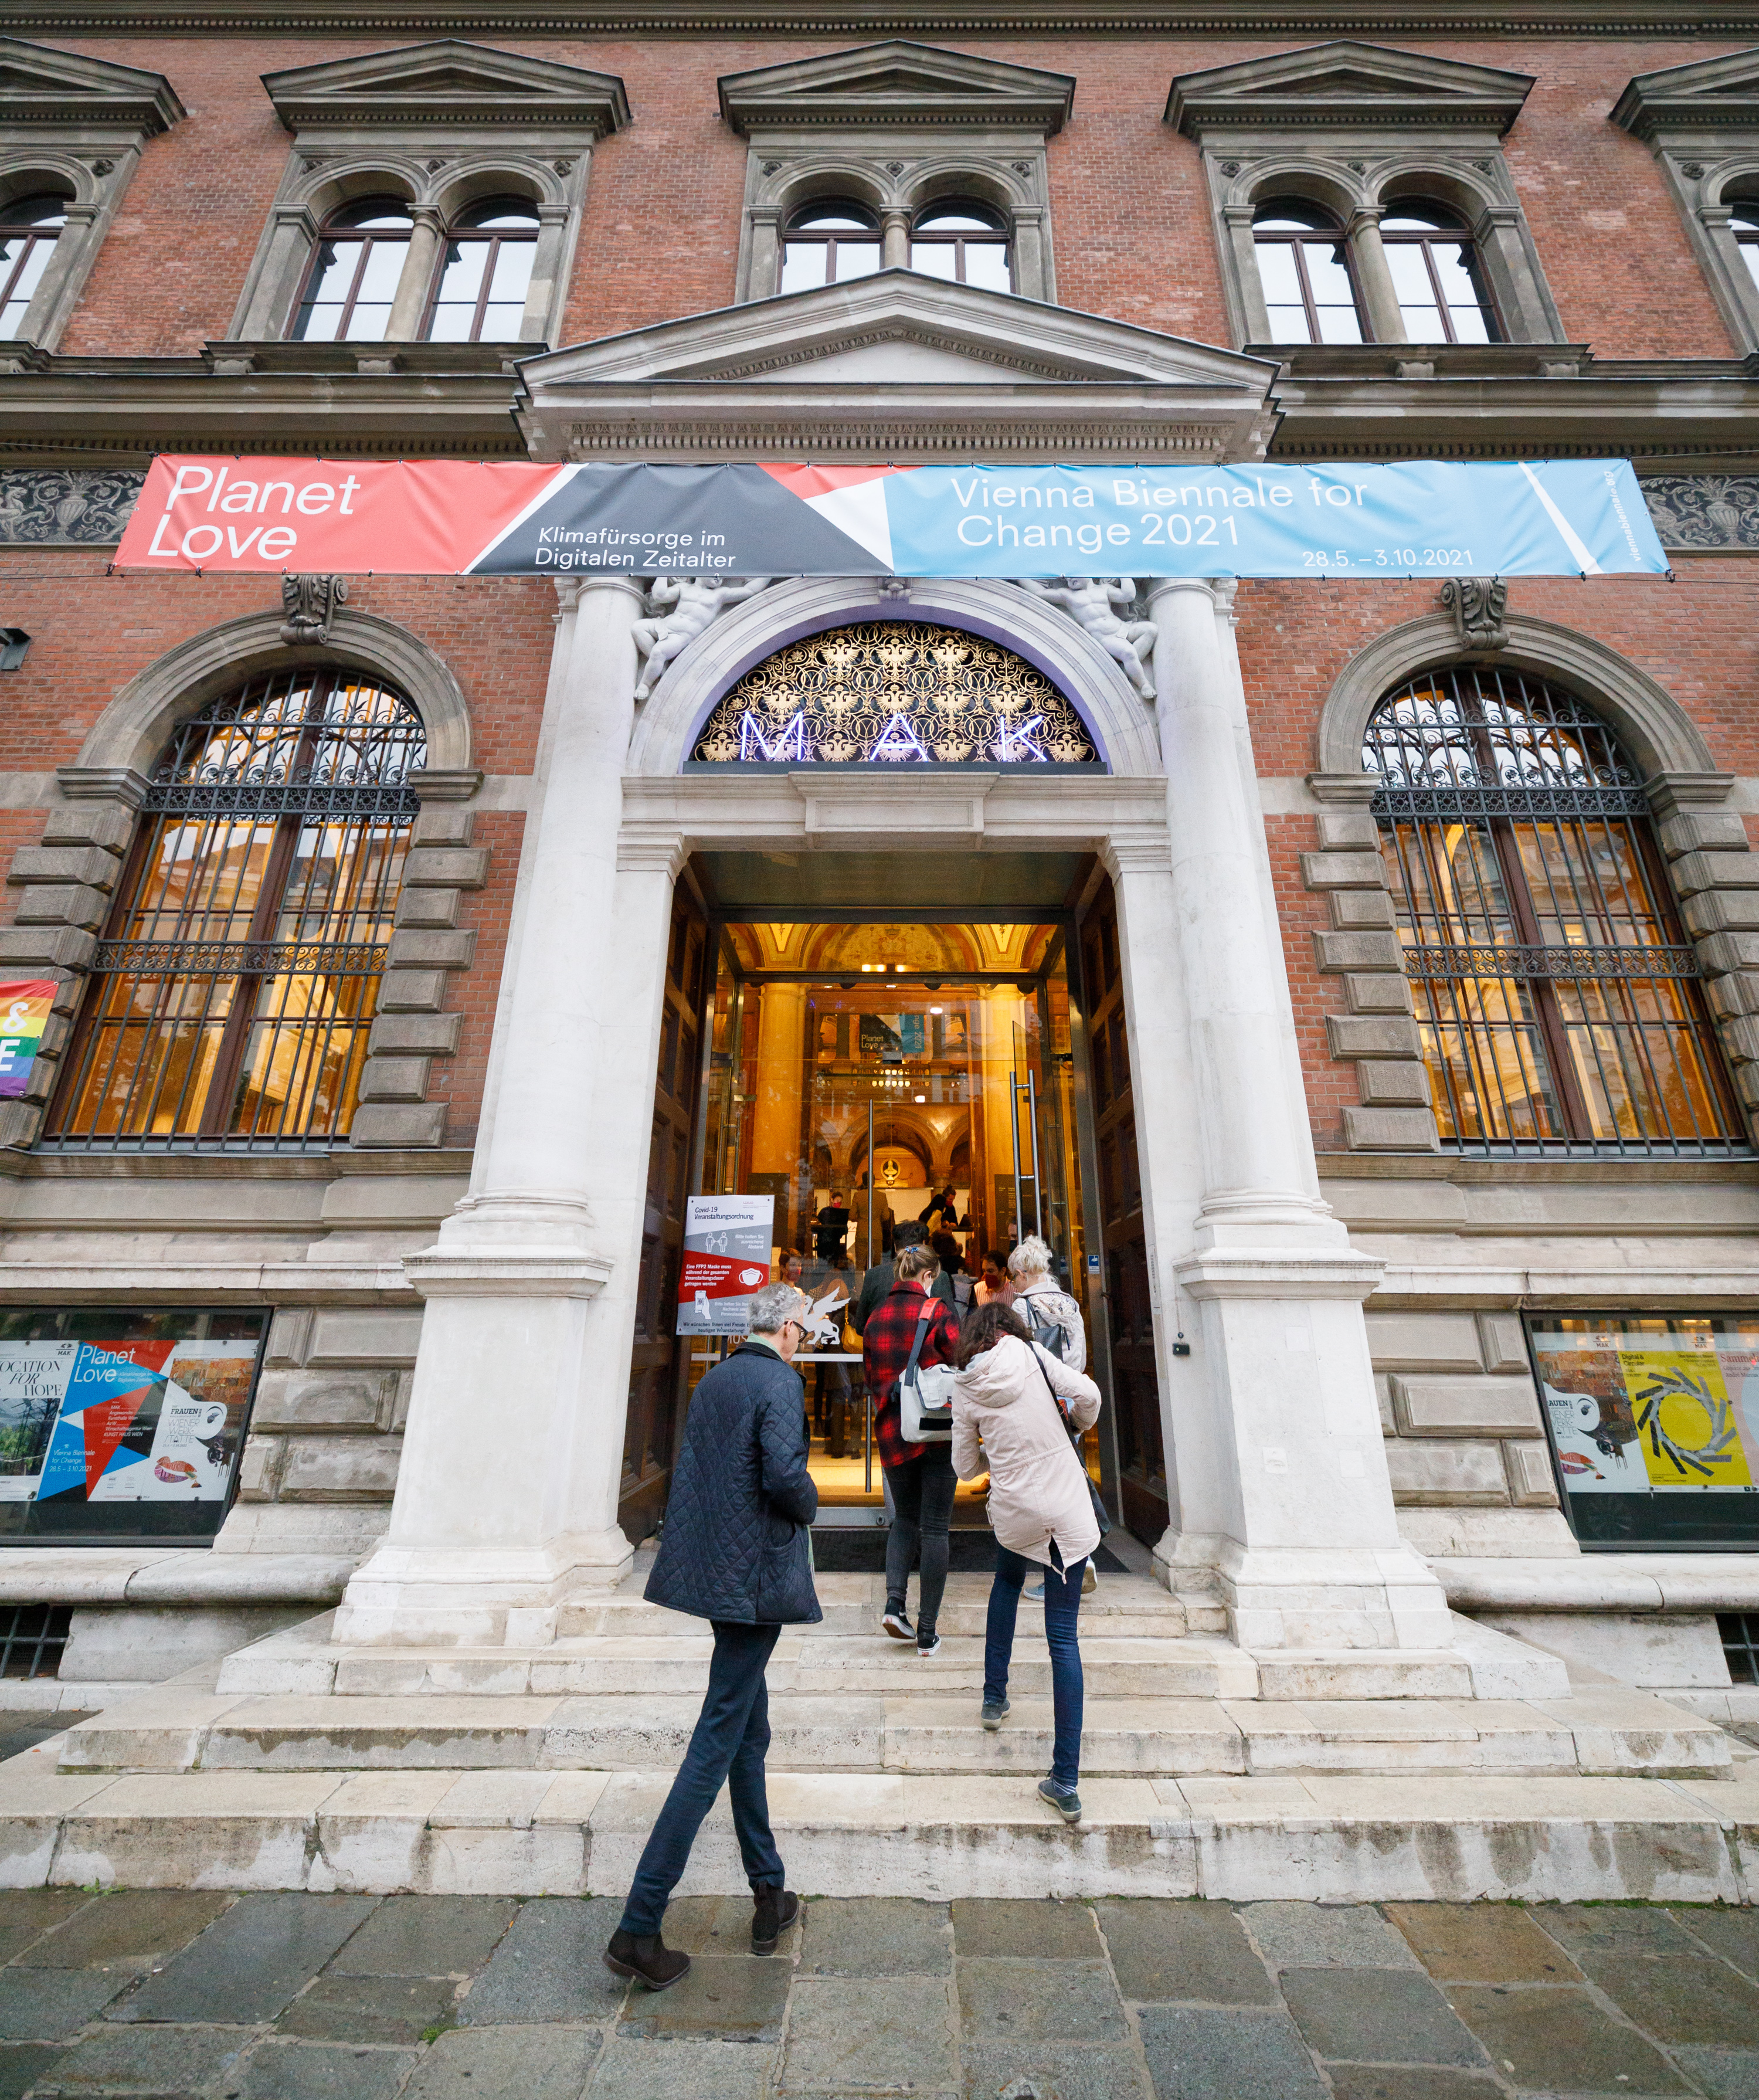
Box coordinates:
[862,1241,963,1655]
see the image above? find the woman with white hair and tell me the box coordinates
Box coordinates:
[1006,1235,1096,1594]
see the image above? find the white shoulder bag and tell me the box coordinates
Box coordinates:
[897,1298,958,1443]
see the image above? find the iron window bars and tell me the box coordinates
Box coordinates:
[0,1604,70,1679]
[1366,665,1744,1157]
[43,670,423,1154]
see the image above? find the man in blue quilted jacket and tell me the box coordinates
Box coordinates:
[604,1281,819,1991]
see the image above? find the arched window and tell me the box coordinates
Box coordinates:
[1252,201,1364,343]
[1380,202,1499,343]
[909,200,1011,291]
[779,199,881,293]
[291,197,414,342]
[423,196,539,342]
[1366,666,1741,1155]
[46,672,425,1152]
[0,194,69,340]
[1730,202,1759,296]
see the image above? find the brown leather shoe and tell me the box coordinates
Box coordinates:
[603,1928,691,1990]
[752,1887,800,1955]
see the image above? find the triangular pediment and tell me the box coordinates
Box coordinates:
[1613,49,1759,139]
[517,271,1278,465]
[0,36,182,134]
[262,40,629,136]
[1167,42,1533,137]
[719,42,1074,137]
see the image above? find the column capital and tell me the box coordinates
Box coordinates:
[1145,575,1235,614]
[554,575,648,610]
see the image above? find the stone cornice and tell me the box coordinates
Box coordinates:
[11,1,1759,28]
[718,40,1076,137]
[0,34,184,134]
[1612,46,1759,139]
[0,341,529,463]
[1167,39,1535,137]
[261,38,630,135]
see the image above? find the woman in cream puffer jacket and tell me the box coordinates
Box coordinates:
[950,1301,1102,1818]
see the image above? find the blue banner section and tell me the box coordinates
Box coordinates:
[878,460,1666,579]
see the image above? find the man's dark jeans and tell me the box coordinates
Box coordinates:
[984,1542,1086,1792]
[884,1443,959,1637]
[618,1620,786,1936]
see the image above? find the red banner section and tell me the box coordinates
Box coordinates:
[119,456,569,574]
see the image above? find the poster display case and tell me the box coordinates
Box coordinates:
[1529,1314,1759,1548]
[0,1308,268,1543]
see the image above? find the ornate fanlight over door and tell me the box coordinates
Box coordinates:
[688,621,1102,768]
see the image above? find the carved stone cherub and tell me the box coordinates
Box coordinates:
[1018,576,1156,700]
[632,575,772,703]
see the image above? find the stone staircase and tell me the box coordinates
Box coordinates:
[44,1569,1733,1787]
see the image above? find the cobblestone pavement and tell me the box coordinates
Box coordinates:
[0,1889,1751,2096]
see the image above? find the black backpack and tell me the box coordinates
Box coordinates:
[1017,1291,1067,1362]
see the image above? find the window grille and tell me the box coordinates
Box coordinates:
[43,670,423,1154]
[1720,1611,1759,1684]
[1366,665,1743,1157]
[0,1604,70,1679]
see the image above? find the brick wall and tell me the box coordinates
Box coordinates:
[22,31,1755,359]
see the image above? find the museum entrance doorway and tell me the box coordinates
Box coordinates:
[619,853,1169,1549]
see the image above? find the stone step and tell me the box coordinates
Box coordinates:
[0,1756,1749,1904]
[54,1682,1734,1782]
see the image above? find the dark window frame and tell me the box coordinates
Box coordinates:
[0,194,69,337]
[1251,201,1368,344]
[1380,201,1503,344]
[290,198,415,344]
[909,199,1013,290]
[779,199,882,291]
[419,196,541,345]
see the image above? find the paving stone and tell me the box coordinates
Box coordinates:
[1445,1983,1692,2094]
[1137,2004,1328,2100]
[952,1899,1102,1961]
[662,1894,797,1958]
[1675,1910,1759,1982]
[33,2021,250,2095]
[0,1970,127,2041]
[402,2025,601,2100]
[1240,1903,1422,1972]
[0,2045,62,2100]
[456,1896,624,2025]
[617,1953,791,2043]
[1096,1901,1276,2006]
[800,1898,952,1977]
[322,1896,518,1979]
[1574,1953,1759,2047]
[1536,1904,1702,1959]
[957,1959,1126,2043]
[1281,1970,1490,2068]
[0,1895,90,1965]
[109,1892,379,2026]
[18,1892,232,1975]
[1672,2047,1759,2099]
[276,1975,459,2044]
[589,2035,776,2100]
[782,1973,955,2091]
[1323,2073,1508,2100]
[1385,1904,1584,1984]
[233,2039,419,2100]
[961,2039,1152,2099]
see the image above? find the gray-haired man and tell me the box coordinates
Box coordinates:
[604,1281,820,1990]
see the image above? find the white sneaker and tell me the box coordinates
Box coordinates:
[1024,1580,1045,1601]
[1082,1563,1098,1595]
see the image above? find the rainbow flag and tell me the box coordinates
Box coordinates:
[0,983,55,1100]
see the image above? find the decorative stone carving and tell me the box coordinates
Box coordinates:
[1439,575,1509,650]
[279,574,349,646]
[1643,474,1759,551]
[0,469,144,545]
[632,576,772,703]
[1018,576,1157,700]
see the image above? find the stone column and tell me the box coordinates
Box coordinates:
[1347,209,1404,345]
[881,211,911,271]
[386,212,446,341]
[1142,578,1452,1654]
[332,577,654,1646]
[751,982,807,1251]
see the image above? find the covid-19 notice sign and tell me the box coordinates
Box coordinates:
[676,1195,776,1338]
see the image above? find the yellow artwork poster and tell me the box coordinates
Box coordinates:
[1617,1341,1754,1490]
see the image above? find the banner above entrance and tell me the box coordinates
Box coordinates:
[116,456,1668,581]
